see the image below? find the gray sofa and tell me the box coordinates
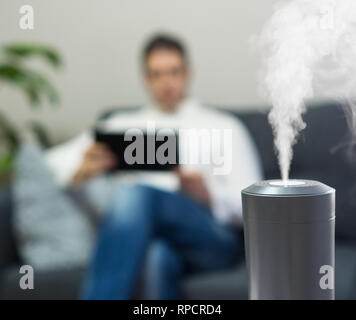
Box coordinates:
[1,101,356,299]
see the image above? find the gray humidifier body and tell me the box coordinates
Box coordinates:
[242,180,335,300]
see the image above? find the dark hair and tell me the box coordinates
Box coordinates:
[142,34,188,65]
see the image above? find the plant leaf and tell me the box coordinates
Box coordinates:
[0,109,20,151]
[2,43,62,68]
[0,64,59,105]
[27,120,52,148]
[0,64,41,105]
[0,154,14,177]
[27,70,60,104]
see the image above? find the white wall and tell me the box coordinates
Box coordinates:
[0,0,276,142]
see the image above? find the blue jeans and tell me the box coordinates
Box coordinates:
[81,184,240,299]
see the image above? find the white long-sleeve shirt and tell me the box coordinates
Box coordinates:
[45,98,262,224]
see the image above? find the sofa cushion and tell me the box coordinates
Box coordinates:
[0,265,85,300]
[183,263,248,300]
[13,144,95,270]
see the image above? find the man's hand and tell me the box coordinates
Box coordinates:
[72,143,117,185]
[175,168,211,207]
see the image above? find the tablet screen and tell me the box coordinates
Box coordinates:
[94,129,179,171]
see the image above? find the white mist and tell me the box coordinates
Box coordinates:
[258,0,356,183]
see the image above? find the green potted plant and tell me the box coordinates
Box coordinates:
[0,43,62,183]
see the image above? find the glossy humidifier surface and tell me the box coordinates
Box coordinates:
[242,179,335,300]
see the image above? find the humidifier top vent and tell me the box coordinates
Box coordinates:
[242,179,334,197]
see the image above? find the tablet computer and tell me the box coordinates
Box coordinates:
[94,129,179,171]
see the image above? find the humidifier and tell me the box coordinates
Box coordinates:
[242,179,335,300]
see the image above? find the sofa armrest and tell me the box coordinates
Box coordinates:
[0,187,20,272]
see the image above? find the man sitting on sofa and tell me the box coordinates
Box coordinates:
[44,34,262,299]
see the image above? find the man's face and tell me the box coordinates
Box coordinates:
[144,49,189,112]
